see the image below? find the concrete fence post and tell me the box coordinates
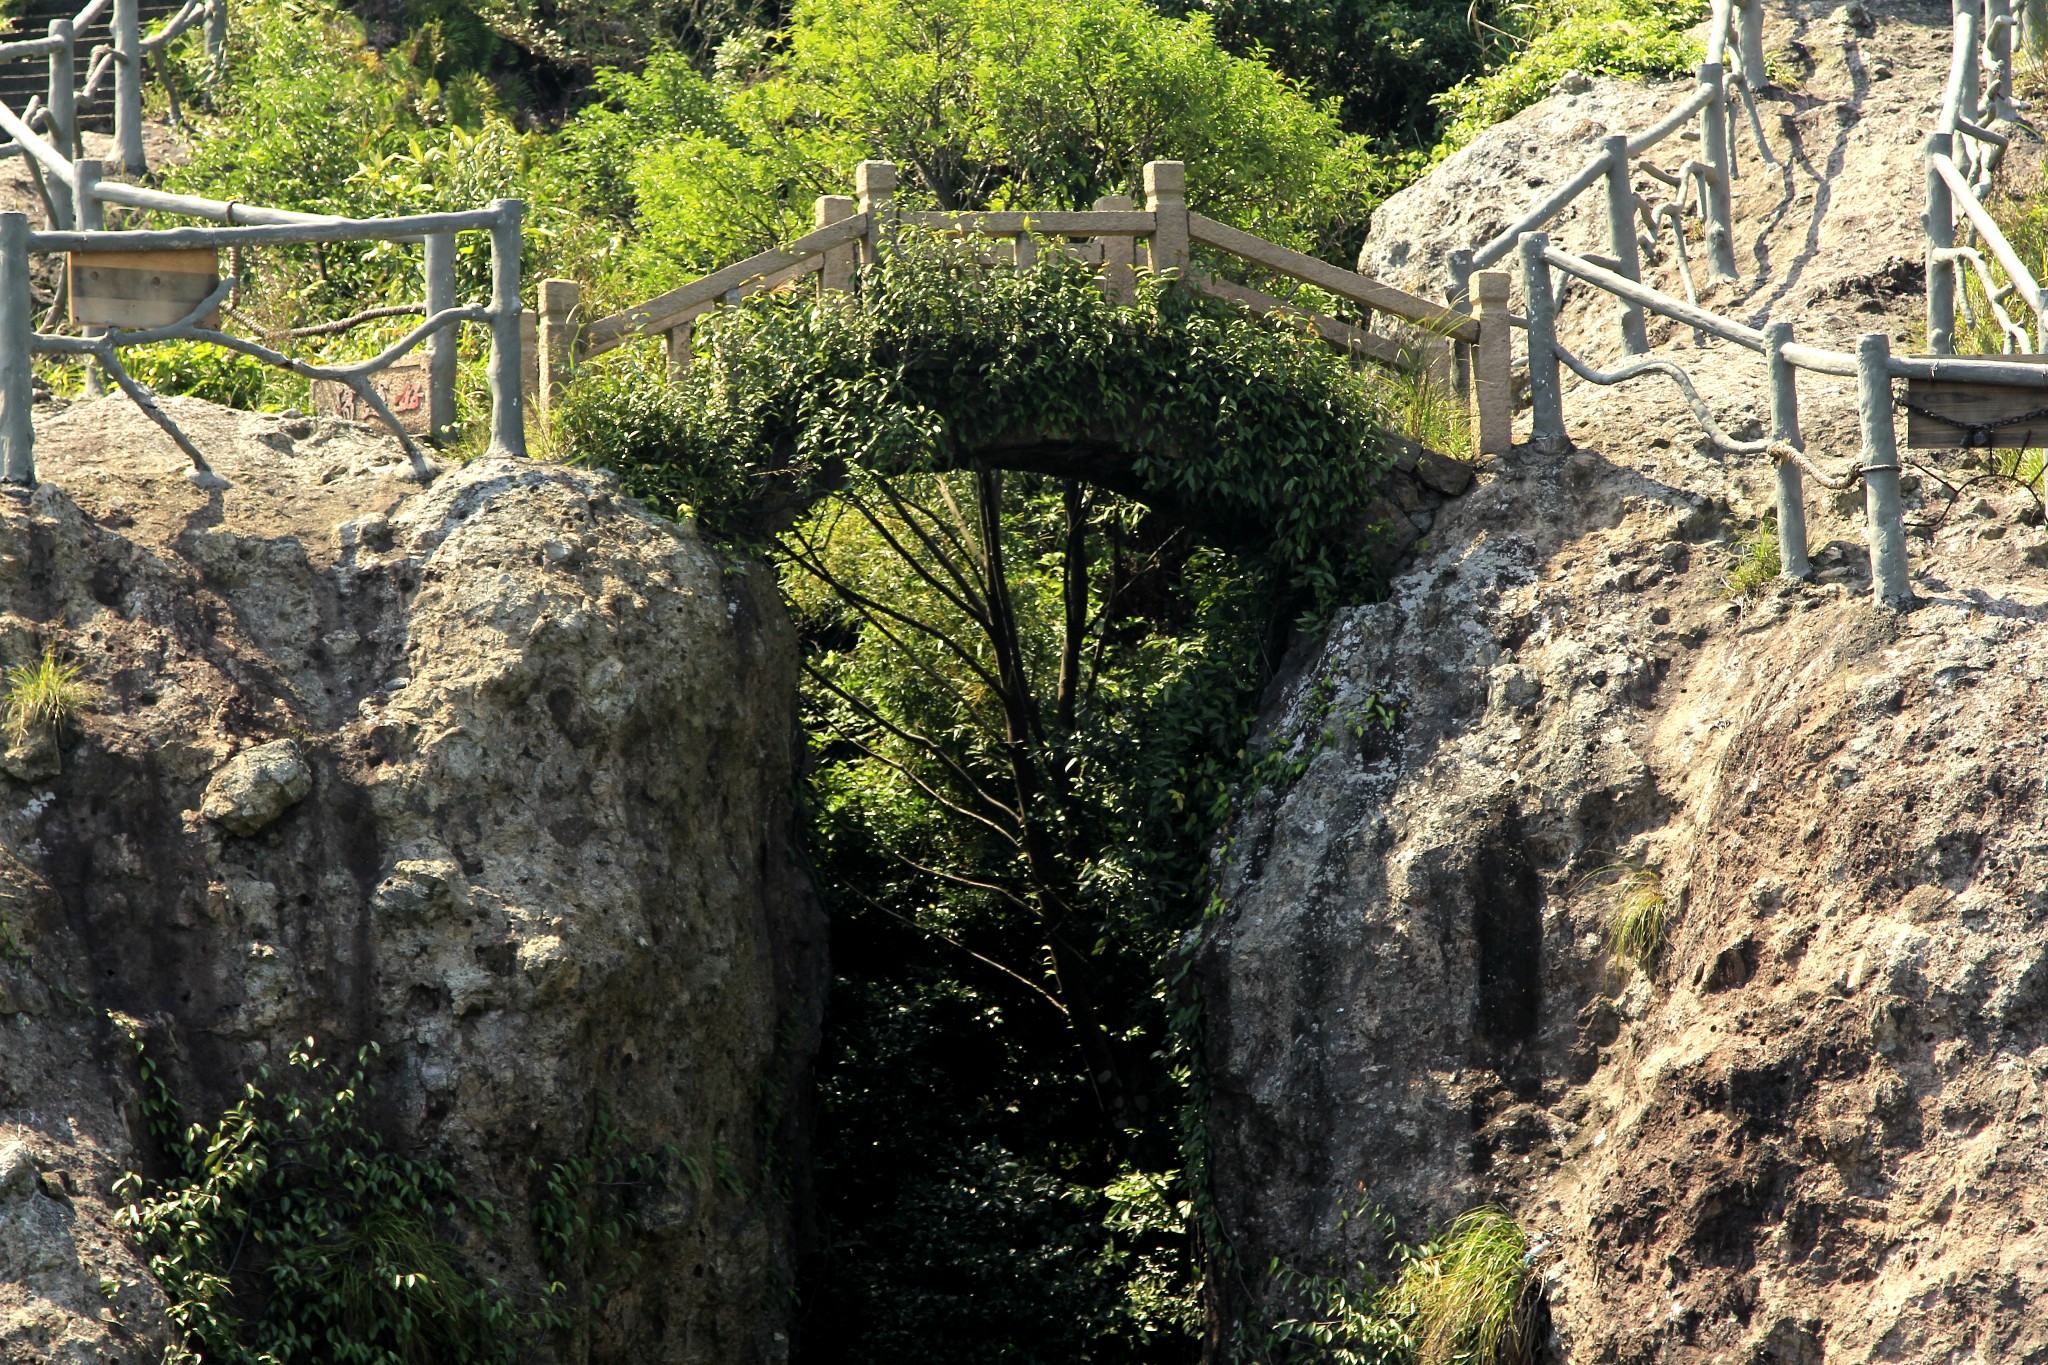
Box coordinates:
[536,278,578,420]
[423,231,456,443]
[1735,0,1769,91]
[1765,321,1810,579]
[112,0,144,177]
[855,160,896,271]
[1856,332,1913,606]
[1095,194,1137,302]
[1143,160,1188,278]
[0,213,34,487]
[1603,135,1649,353]
[665,323,694,383]
[1699,62,1739,282]
[46,20,76,196]
[1519,232,1569,455]
[487,198,526,458]
[74,158,104,398]
[1470,269,1513,456]
[1990,0,2015,110]
[1926,133,1956,355]
[816,194,856,294]
[204,0,227,90]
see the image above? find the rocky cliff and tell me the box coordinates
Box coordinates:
[0,399,820,1364]
[1202,1,2048,1360]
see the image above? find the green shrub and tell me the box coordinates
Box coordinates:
[115,1038,520,1365]
[1724,521,1780,598]
[1432,0,1706,154]
[121,339,276,410]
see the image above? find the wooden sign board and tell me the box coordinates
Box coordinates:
[1906,354,2048,449]
[311,354,431,435]
[69,249,221,328]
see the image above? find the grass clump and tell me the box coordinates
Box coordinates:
[1592,863,1668,975]
[1392,1207,1535,1365]
[2,651,89,742]
[1723,521,1781,598]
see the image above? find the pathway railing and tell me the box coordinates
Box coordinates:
[0,0,219,203]
[549,158,1479,415]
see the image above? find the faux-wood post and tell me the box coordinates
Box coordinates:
[0,213,34,487]
[1734,0,1769,91]
[816,194,856,293]
[487,198,527,458]
[856,161,896,270]
[1143,160,1187,278]
[1698,62,1738,282]
[46,20,75,216]
[1765,321,1810,579]
[1096,194,1136,302]
[1519,233,1569,455]
[75,159,105,398]
[424,231,456,443]
[1603,135,1648,353]
[1856,332,1912,606]
[112,0,144,177]
[665,323,694,383]
[1926,133,1955,354]
[537,278,579,420]
[1469,270,1512,456]
[204,0,227,89]
[1990,0,2015,108]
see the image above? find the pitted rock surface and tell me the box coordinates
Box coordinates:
[0,397,820,1365]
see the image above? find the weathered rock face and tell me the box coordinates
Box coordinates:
[0,398,821,1364]
[1203,1,2048,1360]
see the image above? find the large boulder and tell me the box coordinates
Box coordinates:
[0,397,820,1364]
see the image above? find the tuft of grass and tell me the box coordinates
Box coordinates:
[2,651,89,742]
[1723,521,1780,598]
[1379,355,1473,459]
[1393,1206,1533,1365]
[1592,863,1668,974]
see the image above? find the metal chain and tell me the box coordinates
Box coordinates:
[1895,393,2048,448]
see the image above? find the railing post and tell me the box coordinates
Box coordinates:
[1519,232,1569,455]
[536,278,578,421]
[1926,133,1956,355]
[1989,0,2015,112]
[112,0,144,178]
[1470,270,1513,456]
[423,231,456,443]
[47,19,76,178]
[0,213,35,488]
[1144,160,1188,278]
[1447,246,1475,401]
[1735,0,1769,91]
[816,194,856,293]
[204,0,227,91]
[855,160,896,271]
[1764,321,1810,579]
[665,323,694,383]
[1699,62,1739,282]
[1094,194,1137,303]
[74,158,104,398]
[1603,135,1649,353]
[487,198,526,458]
[1856,332,1912,606]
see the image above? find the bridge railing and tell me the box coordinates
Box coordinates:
[0,0,219,209]
[551,158,1479,418]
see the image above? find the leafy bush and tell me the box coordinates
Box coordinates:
[115,1037,520,1365]
[1432,0,1706,153]
[121,339,276,410]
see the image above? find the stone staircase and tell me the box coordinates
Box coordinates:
[0,0,183,132]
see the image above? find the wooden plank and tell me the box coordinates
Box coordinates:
[1905,355,2048,448]
[898,211,1156,235]
[312,354,431,434]
[69,247,219,327]
[581,214,866,354]
[1187,212,1479,341]
[1191,276,1415,370]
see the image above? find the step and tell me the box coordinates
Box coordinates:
[0,0,187,130]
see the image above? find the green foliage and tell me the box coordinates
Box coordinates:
[1724,520,1780,597]
[2,650,89,742]
[528,1106,669,1343]
[1177,0,1494,141]
[1432,0,1706,154]
[121,340,276,410]
[115,1036,520,1365]
[1391,1208,1532,1365]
